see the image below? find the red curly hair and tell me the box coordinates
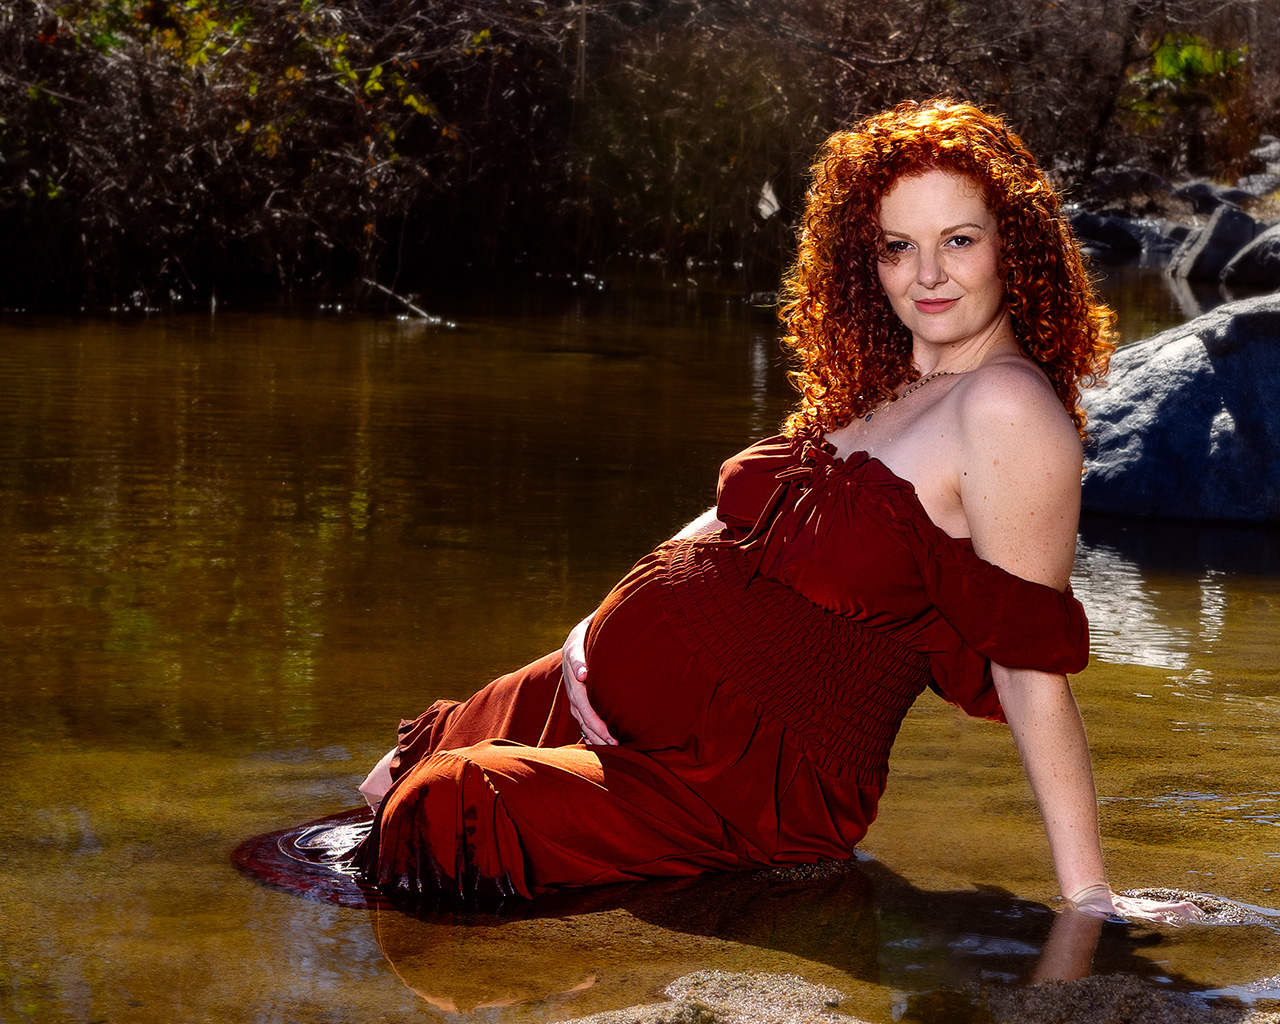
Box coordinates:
[780,98,1115,438]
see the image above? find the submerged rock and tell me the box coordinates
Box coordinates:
[559,969,1280,1024]
[983,973,1280,1024]
[1121,887,1279,926]
[1082,293,1280,522]
[559,970,860,1024]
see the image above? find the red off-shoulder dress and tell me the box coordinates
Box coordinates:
[352,429,1089,902]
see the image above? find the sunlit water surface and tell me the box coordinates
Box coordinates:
[1,268,1277,1023]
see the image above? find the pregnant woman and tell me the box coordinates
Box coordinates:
[349,99,1193,925]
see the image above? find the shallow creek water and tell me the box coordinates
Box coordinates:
[1,269,1277,1023]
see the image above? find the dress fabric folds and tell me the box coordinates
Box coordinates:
[352,428,1090,902]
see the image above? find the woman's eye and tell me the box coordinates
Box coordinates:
[946,235,974,248]
[884,240,912,254]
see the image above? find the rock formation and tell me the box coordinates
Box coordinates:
[1082,293,1280,522]
[1221,222,1280,288]
[1166,204,1263,281]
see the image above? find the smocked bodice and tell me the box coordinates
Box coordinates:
[705,429,1090,717]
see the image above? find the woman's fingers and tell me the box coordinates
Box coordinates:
[561,613,617,746]
[1110,895,1205,926]
[564,670,617,745]
[1070,891,1205,926]
[357,746,398,808]
[1066,883,1205,926]
[562,618,589,682]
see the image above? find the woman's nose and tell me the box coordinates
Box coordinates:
[916,249,948,288]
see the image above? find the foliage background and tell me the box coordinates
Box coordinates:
[1,0,1277,307]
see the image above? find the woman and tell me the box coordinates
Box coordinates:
[352,99,1192,924]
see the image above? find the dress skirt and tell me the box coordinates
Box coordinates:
[351,544,913,903]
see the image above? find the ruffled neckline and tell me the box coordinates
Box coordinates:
[794,426,974,547]
[788,427,1082,614]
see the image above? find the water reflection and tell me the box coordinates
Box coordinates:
[1088,258,1275,346]
[236,801,1280,1018]
[1090,260,1192,346]
[360,855,1278,1021]
[1072,540,1193,671]
[1074,517,1280,672]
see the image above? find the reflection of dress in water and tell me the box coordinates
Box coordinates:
[352,428,1089,902]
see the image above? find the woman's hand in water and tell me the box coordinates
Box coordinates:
[561,611,617,746]
[1067,883,1204,925]
[1035,886,1207,984]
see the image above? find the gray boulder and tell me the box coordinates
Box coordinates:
[1221,222,1280,287]
[1086,164,1172,201]
[1166,204,1261,281]
[1070,211,1184,255]
[1081,293,1280,522]
[1165,222,1193,248]
[1144,219,1189,252]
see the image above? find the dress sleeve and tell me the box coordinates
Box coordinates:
[920,560,1089,724]
[919,534,1090,675]
[926,644,1005,722]
[872,488,1091,723]
[714,433,796,537]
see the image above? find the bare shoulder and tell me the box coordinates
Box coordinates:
[954,357,1082,466]
[951,357,1083,587]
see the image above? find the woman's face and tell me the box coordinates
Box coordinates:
[874,170,1007,355]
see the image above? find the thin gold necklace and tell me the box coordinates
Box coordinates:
[863,347,987,423]
[863,370,952,422]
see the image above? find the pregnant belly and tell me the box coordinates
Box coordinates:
[582,550,718,753]
[582,547,886,861]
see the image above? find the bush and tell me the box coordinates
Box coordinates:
[0,0,1275,307]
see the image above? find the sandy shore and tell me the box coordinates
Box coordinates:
[560,970,1280,1024]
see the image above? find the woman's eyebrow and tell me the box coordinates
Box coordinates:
[879,221,987,237]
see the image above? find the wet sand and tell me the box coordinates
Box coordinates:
[561,970,1280,1024]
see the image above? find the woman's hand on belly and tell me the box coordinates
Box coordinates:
[562,610,618,746]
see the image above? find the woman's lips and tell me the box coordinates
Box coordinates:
[914,297,959,313]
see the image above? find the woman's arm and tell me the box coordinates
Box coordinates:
[561,506,725,745]
[958,366,1199,923]
[671,506,726,540]
[992,663,1106,900]
[994,662,1200,924]
[966,372,1108,897]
